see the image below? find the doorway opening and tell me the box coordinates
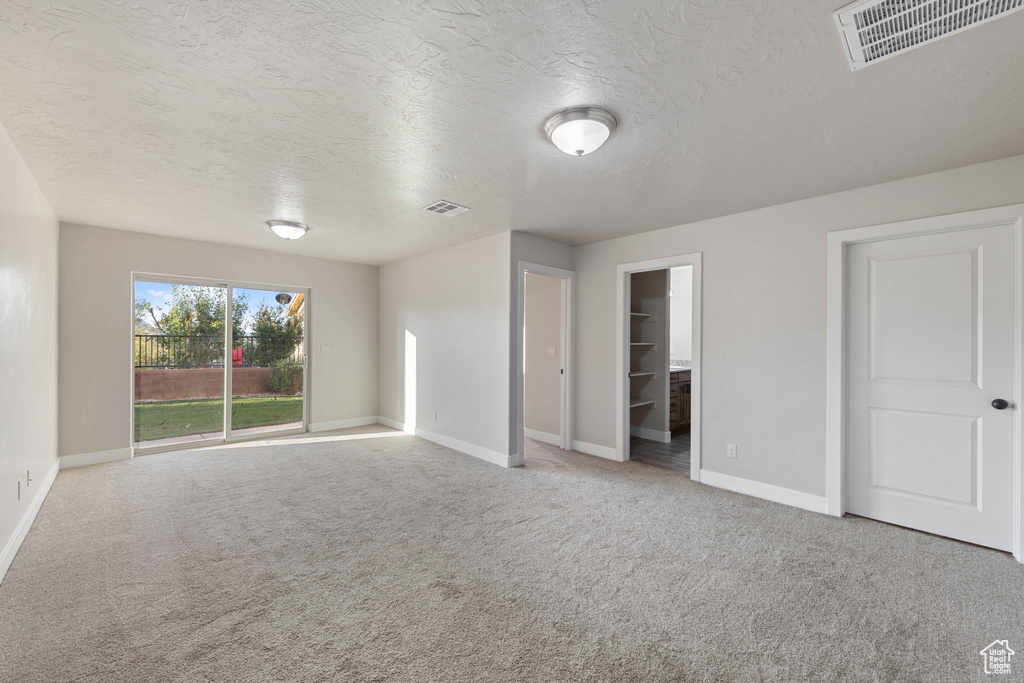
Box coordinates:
[514,262,575,466]
[616,254,702,480]
[523,271,566,448]
[133,274,308,453]
[627,266,693,475]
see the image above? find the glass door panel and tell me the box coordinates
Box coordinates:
[230,287,304,436]
[134,281,227,448]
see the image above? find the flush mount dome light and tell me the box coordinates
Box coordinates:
[544,107,617,156]
[267,220,309,240]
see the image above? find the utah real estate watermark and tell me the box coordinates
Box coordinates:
[980,640,1014,675]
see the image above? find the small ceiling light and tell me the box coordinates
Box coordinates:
[544,107,617,156]
[267,220,309,240]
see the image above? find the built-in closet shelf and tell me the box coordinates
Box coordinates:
[630,342,656,347]
[629,400,656,409]
[629,372,655,378]
[630,311,652,318]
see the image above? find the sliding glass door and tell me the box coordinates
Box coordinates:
[230,286,304,437]
[133,275,307,452]
[134,281,228,448]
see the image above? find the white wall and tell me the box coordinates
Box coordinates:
[510,232,575,273]
[58,224,379,460]
[574,154,1024,496]
[379,231,513,465]
[524,273,561,438]
[669,266,692,364]
[0,123,59,581]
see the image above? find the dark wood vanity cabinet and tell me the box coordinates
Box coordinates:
[669,370,691,432]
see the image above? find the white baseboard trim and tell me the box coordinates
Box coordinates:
[630,426,671,443]
[572,440,620,461]
[524,428,561,447]
[376,416,408,432]
[698,469,828,514]
[310,416,380,433]
[414,427,510,468]
[1,458,59,585]
[60,447,132,470]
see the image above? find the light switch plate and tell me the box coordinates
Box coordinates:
[320,344,331,354]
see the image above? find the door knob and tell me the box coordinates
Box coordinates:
[992,399,1010,410]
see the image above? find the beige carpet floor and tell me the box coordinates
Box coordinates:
[1,425,1022,682]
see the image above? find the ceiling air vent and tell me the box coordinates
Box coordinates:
[835,0,1024,71]
[423,200,470,217]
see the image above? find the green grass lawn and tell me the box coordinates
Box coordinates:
[134,396,303,443]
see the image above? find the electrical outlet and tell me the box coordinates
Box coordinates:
[320,344,331,354]
[547,347,556,358]
[727,444,737,459]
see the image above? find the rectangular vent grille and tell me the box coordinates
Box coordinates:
[423,200,470,217]
[835,0,1024,70]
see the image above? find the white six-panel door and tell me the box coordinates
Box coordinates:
[846,223,1017,551]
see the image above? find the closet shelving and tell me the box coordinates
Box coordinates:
[628,269,670,446]
[629,309,656,411]
[629,399,656,408]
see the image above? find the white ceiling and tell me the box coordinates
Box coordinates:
[1,1,1023,265]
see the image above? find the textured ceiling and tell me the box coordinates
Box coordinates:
[1,1,1023,265]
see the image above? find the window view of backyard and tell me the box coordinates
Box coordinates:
[134,281,305,448]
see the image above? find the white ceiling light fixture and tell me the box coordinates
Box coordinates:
[267,220,309,240]
[544,107,617,157]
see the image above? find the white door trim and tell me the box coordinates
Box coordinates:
[514,262,575,466]
[825,203,1024,563]
[615,254,702,478]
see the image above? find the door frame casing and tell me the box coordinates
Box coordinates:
[130,272,311,456]
[514,262,575,465]
[825,204,1024,563]
[615,253,702,475]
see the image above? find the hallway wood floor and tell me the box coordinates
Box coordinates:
[630,431,690,476]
